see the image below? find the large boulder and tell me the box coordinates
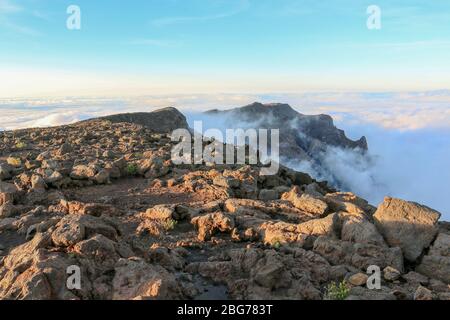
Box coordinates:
[373,197,441,262]
[51,214,118,244]
[339,212,386,246]
[191,212,235,241]
[281,186,328,216]
[313,236,404,272]
[52,217,86,247]
[297,213,340,237]
[73,234,119,267]
[416,233,450,284]
[112,258,183,299]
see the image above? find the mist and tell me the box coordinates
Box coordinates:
[332,122,450,219]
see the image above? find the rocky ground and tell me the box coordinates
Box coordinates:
[0,107,449,300]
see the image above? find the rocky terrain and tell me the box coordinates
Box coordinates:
[0,106,448,300]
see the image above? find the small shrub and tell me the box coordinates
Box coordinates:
[325,281,350,300]
[68,252,77,259]
[163,219,178,231]
[126,163,138,175]
[7,157,22,167]
[15,141,26,149]
[271,239,282,249]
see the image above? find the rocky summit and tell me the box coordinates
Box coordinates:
[206,102,368,157]
[205,102,370,190]
[0,106,448,300]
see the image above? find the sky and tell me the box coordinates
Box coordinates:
[1,0,450,97]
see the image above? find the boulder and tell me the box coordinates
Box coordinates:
[61,200,119,217]
[70,164,98,180]
[427,232,450,257]
[73,234,119,265]
[191,212,235,241]
[416,233,450,284]
[0,217,17,231]
[0,182,19,205]
[94,169,110,185]
[374,197,441,261]
[0,164,12,181]
[0,230,83,300]
[324,192,373,214]
[54,214,118,242]
[383,266,401,281]
[112,258,183,299]
[224,199,267,214]
[52,218,85,247]
[259,221,305,245]
[0,203,21,218]
[147,247,185,271]
[414,286,433,300]
[253,258,284,289]
[137,156,163,175]
[213,175,240,189]
[282,187,328,216]
[3,232,52,272]
[339,212,386,246]
[31,175,47,191]
[296,213,339,237]
[258,189,279,201]
[45,171,64,185]
[402,271,429,286]
[145,205,175,222]
[56,142,72,156]
[313,236,404,272]
[348,273,368,286]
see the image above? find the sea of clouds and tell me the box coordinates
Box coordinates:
[1,91,449,220]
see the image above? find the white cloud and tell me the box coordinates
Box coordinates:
[0,0,21,13]
[151,0,250,27]
[0,0,41,36]
[2,91,450,131]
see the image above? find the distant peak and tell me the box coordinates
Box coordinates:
[236,102,298,118]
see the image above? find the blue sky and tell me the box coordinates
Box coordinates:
[1,0,450,97]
